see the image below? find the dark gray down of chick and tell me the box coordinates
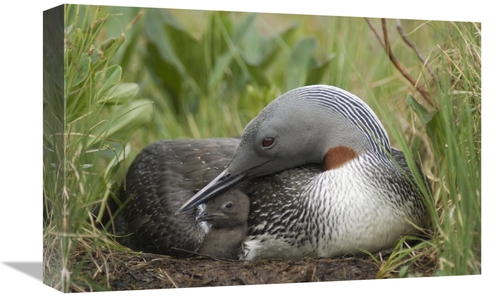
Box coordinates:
[196,188,249,260]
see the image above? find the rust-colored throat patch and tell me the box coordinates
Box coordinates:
[322,146,359,171]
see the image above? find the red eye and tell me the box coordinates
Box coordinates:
[262,137,275,147]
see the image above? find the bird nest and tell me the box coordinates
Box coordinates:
[43,242,435,292]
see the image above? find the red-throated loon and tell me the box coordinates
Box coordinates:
[115,85,429,260]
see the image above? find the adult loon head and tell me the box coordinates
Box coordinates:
[179,85,392,212]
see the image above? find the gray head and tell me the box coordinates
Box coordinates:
[179,85,391,212]
[195,189,250,227]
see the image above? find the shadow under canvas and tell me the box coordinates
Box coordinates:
[3,262,43,282]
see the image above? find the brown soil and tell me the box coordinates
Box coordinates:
[62,247,435,292]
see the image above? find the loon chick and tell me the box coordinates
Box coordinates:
[179,84,429,260]
[196,188,249,260]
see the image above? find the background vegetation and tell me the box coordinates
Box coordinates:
[43,4,481,292]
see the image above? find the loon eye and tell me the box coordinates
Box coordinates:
[224,202,233,209]
[262,137,275,148]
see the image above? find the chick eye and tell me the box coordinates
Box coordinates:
[224,202,233,209]
[262,137,275,148]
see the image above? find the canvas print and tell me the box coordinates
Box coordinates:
[42,4,481,292]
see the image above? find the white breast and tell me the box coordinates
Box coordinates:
[305,157,418,257]
[240,155,420,260]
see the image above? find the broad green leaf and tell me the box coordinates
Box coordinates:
[398,265,410,278]
[94,65,122,92]
[286,37,317,90]
[109,8,144,68]
[71,53,91,87]
[406,95,433,125]
[260,23,298,69]
[98,36,125,60]
[91,99,154,143]
[213,12,234,43]
[100,37,120,52]
[143,38,182,102]
[163,25,205,89]
[232,14,257,45]
[240,26,263,65]
[245,62,270,87]
[98,83,139,105]
[306,53,335,85]
[208,52,233,91]
[144,9,201,94]
[144,9,176,64]
[158,8,186,30]
[104,143,131,180]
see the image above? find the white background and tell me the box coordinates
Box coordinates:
[1,1,495,296]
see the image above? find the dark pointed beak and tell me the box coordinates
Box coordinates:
[195,212,221,222]
[177,168,248,213]
[195,211,209,222]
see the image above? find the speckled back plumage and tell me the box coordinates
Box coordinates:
[115,138,241,257]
